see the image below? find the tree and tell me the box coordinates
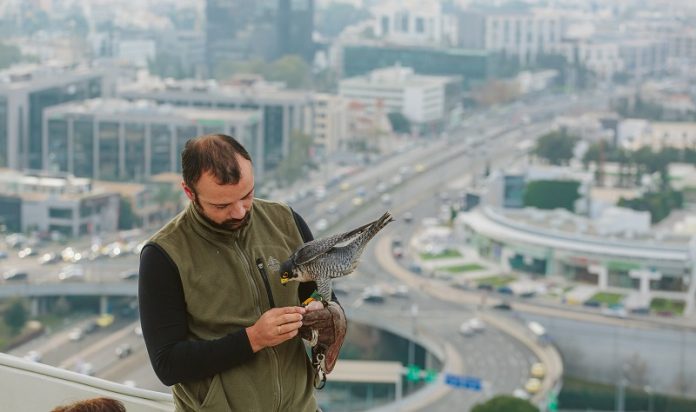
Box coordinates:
[265,55,310,89]
[533,130,578,165]
[4,299,28,335]
[148,51,193,79]
[274,131,314,187]
[472,395,539,412]
[118,198,139,230]
[524,180,581,211]
[0,43,23,70]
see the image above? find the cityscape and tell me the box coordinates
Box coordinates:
[1,0,696,411]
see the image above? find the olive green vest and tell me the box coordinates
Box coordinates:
[149,199,316,412]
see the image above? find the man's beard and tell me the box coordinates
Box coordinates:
[193,198,250,231]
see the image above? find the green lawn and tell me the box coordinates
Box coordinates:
[440,263,485,273]
[588,292,624,305]
[419,249,462,260]
[651,298,685,315]
[477,275,516,287]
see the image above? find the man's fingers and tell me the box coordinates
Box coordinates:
[278,313,304,324]
[280,306,306,315]
[277,320,303,334]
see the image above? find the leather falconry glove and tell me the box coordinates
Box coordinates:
[299,301,347,373]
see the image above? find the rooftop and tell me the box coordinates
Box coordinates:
[45,98,260,124]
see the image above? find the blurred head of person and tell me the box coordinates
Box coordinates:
[51,397,126,412]
[181,134,254,231]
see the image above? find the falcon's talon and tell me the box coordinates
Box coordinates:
[309,328,319,347]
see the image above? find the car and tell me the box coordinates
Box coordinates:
[493,302,513,311]
[525,378,542,394]
[512,388,530,400]
[3,270,29,282]
[630,307,650,315]
[115,343,133,359]
[497,286,514,295]
[18,247,38,258]
[468,318,486,332]
[23,350,42,363]
[76,362,94,376]
[38,252,60,265]
[58,264,84,281]
[391,285,409,298]
[380,194,392,205]
[68,328,84,341]
[530,362,546,378]
[83,321,98,334]
[602,306,628,319]
[392,246,404,259]
[403,212,413,224]
[583,300,601,308]
[477,283,494,291]
[0,250,8,259]
[459,322,475,337]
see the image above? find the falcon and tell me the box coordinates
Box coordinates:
[277,211,394,302]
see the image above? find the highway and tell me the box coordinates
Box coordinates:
[2,91,608,408]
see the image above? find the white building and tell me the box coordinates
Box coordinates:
[0,170,119,236]
[458,7,565,65]
[371,0,457,47]
[339,65,461,126]
[459,207,696,313]
[618,120,696,151]
[563,39,624,80]
[309,93,347,158]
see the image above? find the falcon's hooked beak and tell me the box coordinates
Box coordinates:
[279,260,296,285]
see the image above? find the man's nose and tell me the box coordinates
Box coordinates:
[229,202,247,219]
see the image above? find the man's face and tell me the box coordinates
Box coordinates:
[183,156,255,231]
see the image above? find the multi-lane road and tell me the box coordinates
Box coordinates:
[3,91,608,408]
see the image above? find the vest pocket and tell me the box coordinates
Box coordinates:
[200,374,230,411]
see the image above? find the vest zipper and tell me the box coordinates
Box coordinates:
[256,258,282,409]
[256,258,276,308]
[234,243,280,409]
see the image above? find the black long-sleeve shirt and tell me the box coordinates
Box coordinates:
[138,210,320,386]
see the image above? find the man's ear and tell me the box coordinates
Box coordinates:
[182,182,195,201]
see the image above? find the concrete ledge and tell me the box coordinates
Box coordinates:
[0,352,174,412]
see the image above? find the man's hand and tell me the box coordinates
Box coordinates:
[299,301,347,373]
[246,306,306,353]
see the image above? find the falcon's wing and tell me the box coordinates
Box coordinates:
[293,217,378,266]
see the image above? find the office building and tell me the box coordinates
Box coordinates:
[276,0,315,61]
[43,99,262,180]
[0,64,107,171]
[119,76,313,172]
[0,169,119,236]
[339,65,461,127]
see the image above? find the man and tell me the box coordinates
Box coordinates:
[138,134,346,411]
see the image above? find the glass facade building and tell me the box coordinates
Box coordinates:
[342,44,495,89]
[120,82,312,175]
[44,100,261,181]
[0,67,104,171]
